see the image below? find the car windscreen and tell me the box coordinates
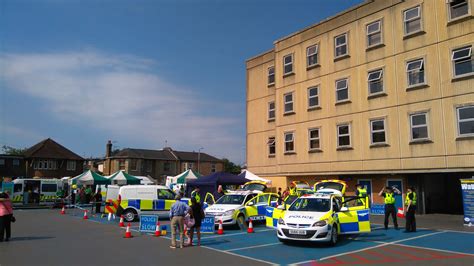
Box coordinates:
[216,195,246,205]
[289,198,331,212]
[242,183,266,191]
[284,195,299,205]
[315,182,344,192]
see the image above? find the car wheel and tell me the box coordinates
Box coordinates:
[329,226,338,246]
[123,209,136,222]
[236,215,247,230]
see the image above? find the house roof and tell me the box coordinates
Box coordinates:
[23,138,84,160]
[110,148,221,163]
[173,151,221,163]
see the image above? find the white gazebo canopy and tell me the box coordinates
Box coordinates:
[239,170,272,185]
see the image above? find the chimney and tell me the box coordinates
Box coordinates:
[106,140,112,158]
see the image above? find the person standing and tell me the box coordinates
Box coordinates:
[33,186,40,204]
[169,194,189,249]
[93,188,103,214]
[378,186,401,230]
[188,197,204,246]
[405,187,417,232]
[356,184,368,206]
[213,185,225,202]
[0,192,14,242]
[190,187,201,204]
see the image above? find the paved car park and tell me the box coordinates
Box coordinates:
[1,209,473,266]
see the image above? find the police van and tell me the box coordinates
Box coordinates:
[114,185,191,222]
[11,178,64,205]
[273,193,370,246]
[204,191,279,227]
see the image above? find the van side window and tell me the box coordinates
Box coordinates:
[14,184,23,193]
[158,189,175,200]
[41,184,57,193]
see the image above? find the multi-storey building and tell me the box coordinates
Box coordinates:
[246,0,473,214]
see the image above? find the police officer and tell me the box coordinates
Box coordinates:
[289,183,297,196]
[356,184,368,206]
[405,187,417,232]
[378,186,401,230]
[191,186,201,204]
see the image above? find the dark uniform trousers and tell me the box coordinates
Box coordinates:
[405,205,416,232]
[384,204,398,229]
[0,214,12,241]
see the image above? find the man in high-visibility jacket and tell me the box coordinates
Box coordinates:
[378,186,401,230]
[355,184,367,207]
[289,184,297,196]
[190,187,201,205]
[405,187,417,232]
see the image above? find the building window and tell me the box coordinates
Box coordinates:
[406,58,425,87]
[404,6,422,35]
[12,159,20,167]
[337,124,351,148]
[268,101,275,121]
[145,160,152,172]
[268,66,275,85]
[211,164,216,173]
[0,159,4,166]
[284,92,294,114]
[367,20,382,47]
[67,160,76,171]
[34,160,57,170]
[130,159,138,171]
[448,0,470,21]
[335,78,349,102]
[268,137,276,156]
[452,46,473,77]
[186,163,194,170]
[410,112,429,141]
[308,86,319,109]
[307,44,319,67]
[457,105,474,137]
[164,162,171,172]
[118,160,125,170]
[308,128,321,151]
[334,33,348,58]
[284,132,295,153]
[368,69,384,95]
[370,119,387,144]
[283,54,293,75]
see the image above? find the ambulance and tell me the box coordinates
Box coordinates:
[11,178,64,205]
[204,191,279,227]
[273,193,370,246]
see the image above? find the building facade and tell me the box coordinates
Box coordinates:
[102,141,223,184]
[246,0,474,214]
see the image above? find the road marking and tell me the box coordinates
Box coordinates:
[225,242,282,252]
[201,245,278,265]
[371,222,474,235]
[199,228,275,240]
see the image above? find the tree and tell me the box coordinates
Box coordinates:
[222,158,241,175]
[1,145,27,156]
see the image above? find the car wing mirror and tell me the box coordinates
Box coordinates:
[247,201,255,206]
[340,206,348,212]
[277,205,285,210]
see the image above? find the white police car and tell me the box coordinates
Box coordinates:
[276,193,370,245]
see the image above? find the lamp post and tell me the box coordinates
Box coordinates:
[197,147,203,174]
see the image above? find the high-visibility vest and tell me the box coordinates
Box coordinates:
[357,188,367,204]
[191,191,201,203]
[384,192,395,205]
[405,192,417,206]
[289,187,296,196]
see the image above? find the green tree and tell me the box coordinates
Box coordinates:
[222,158,241,175]
[1,145,27,156]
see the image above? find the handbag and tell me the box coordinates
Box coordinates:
[11,215,16,223]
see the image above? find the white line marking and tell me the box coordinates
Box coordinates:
[202,245,278,265]
[199,229,275,240]
[225,242,282,252]
[371,222,474,235]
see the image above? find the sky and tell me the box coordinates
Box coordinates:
[0,0,363,164]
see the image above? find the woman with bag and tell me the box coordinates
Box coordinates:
[188,197,204,246]
[0,191,14,242]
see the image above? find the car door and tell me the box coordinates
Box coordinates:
[336,197,371,234]
[204,192,215,206]
[245,193,277,221]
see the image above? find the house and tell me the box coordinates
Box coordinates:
[0,155,25,179]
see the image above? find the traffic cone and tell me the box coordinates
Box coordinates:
[155,222,161,237]
[83,210,88,220]
[124,223,133,238]
[217,219,224,235]
[60,206,66,215]
[247,218,254,233]
[119,215,125,227]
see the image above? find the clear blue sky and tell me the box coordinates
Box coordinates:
[0,0,363,164]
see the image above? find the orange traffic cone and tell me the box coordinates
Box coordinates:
[247,218,254,233]
[217,219,224,235]
[60,206,66,215]
[124,223,133,238]
[83,210,88,220]
[154,221,161,237]
[119,215,125,227]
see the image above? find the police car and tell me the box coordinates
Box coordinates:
[204,191,279,226]
[275,193,370,245]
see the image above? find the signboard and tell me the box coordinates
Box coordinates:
[461,179,474,227]
[370,204,385,215]
[1,182,14,196]
[200,216,215,234]
[139,214,159,233]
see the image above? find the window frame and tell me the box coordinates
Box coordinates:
[456,105,474,137]
[268,101,276,121]
[447,0,471,22]
[0,159,4,166]
[268,66,275,86]
[403,5,423,36]
[334,33,349,59]
[370,118,387,145]
[284,132,295,153]
[268,137,276,156]
[409,112,430,141]
[283,54,294,76]
[12,159,20,167]
[406,57,426,88]
[366,19,383,48]
[307,86,320,109]
[211,164,216,173]
[367,68,385,96]
[337,123,352,149]
[66,160,76,171]
[283,92,294,114]
[451,45,473,78]
[306,44,319,68]
[335,78,350,103]
[308,128,321,151]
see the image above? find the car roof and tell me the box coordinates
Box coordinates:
[225,190,257,196]
[300,193,338,199]
[120,185,169,190]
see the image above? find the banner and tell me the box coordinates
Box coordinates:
[461,179,474,227]
[1,182,14,196]
[370,204,385,215]
[200,216,215,234]
[139,214,159,233]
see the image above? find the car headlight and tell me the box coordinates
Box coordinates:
[278,218,285,225]
[312,220,327,227]
[223,210,234,216]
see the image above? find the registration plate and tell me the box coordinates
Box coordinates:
[289,229,306,235]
